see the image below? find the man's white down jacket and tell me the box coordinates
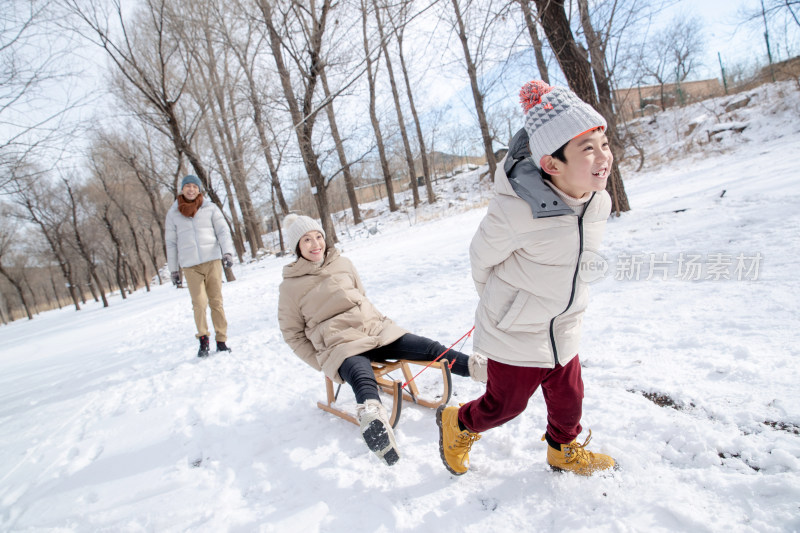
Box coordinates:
[165,200,235,272]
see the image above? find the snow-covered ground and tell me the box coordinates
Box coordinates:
[1,82,799,532]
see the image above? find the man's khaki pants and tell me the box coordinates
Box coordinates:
[183,260,227,342]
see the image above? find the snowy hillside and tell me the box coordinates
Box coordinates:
[1,81,799,532]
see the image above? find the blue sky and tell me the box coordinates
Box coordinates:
[664,0,799,77]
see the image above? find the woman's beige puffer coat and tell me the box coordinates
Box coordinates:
[278,249,407,383]
[470,142,611,369]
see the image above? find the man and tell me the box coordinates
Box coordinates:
[165,174,235,357]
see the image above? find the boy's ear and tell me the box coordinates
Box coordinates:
[539,154,561,175]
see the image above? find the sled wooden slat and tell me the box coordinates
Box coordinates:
[316,359,453,427]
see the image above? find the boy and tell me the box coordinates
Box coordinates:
[436,80,616,476]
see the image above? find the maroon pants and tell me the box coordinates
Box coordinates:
[458,355,584,444]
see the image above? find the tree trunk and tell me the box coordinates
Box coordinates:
[394,27,435,203]
[49,268,65,309]
[19,196,81,311]
[271,184,286,253]
[533,0,629,213]
[319,67,363,225]
[227,86,264,253]
[450,0,497,181]
[192,26,264,256]
[258,0,338,244]
[360,0,397,212]
[373,0,420,208]
[96,173,151,293]
[0,265,33,320]
[142,231,165,285]
[518,0,550,84]
[20,272,40,315]
[128,161,168,261]
[576,0,630,214]
[101,209,127,299]
[126,261,137,294]
[231,34,290,217]
[204,122,248,259]
[65,180,108,307]
[577,0,613,119]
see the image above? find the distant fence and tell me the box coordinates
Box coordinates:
[741,55,800,90]
[354,177,414,205]
[614,79,725,122]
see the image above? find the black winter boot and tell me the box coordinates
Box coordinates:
[197,335,210,358]
[216,341,231,353]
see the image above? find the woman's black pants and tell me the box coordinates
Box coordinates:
[337,333,470,404]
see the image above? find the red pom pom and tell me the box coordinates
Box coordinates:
[519,80,552,113]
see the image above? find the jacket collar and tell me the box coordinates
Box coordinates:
[497,128,577,219]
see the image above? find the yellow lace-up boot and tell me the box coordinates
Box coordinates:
[543,430,615,476]
[436,405,481,475]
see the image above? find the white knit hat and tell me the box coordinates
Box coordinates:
[283,214,325,253]
[520,80,606,168]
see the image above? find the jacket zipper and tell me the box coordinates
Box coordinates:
[549,192,595,365]
[192,207,203,259]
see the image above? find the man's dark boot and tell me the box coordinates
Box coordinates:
[198,335,210,358]
[216,341,231,353]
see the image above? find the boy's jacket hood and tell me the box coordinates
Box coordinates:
[499,128,576,219]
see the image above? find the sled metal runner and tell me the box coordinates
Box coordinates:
[317,359,453,428]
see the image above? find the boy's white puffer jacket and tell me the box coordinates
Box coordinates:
[470,130,611,369]
[165,199,235,272]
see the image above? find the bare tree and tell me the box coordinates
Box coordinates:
[740,0,800,80]
[319,65,363,224]
[372,0,421,208]
[95,125,171,275]
[360,0,398,212]
[12,178,82,310]
[98,203,128,299]
[222,1,290,217]
[62,0,228,211]
[448,0,497,180]
[201,119,248,258]
[386,6,436,203]
[516,0,550,83]
[0,214,33,319]
[184,3,264,257]
[63,177,108,307]
[533,0,630,213]
[88,146,154,292]
[256,0,339,242]
[638,15,704,108]
[1,1,83,195]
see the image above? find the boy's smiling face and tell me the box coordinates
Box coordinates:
[540,128,613,198]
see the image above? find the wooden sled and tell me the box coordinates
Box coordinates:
[317,359,453,428]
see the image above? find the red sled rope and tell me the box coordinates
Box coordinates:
[401,326,475,391]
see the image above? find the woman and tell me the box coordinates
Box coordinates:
[277,214,485,466]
